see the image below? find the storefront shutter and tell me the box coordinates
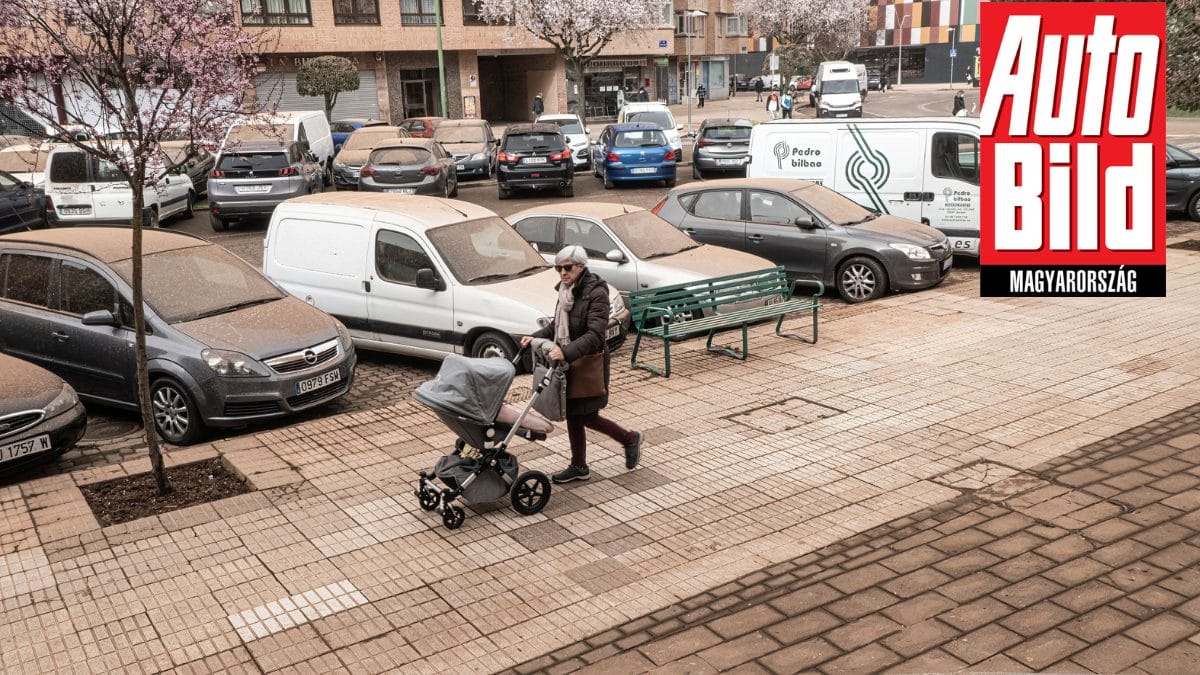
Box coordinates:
[255,72,380,119]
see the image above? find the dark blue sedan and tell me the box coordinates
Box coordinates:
[591,123,676,189]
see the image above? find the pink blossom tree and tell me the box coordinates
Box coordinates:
[738,0,870,77]
[0,0,276,494]
[473,0,662,118]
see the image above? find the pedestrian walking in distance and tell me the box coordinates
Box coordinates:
[696,83,706,108]
[952,90,966,116]
[616,87,625,114]
[781,89,793,119]
[765,89,780,120]
[532,92,544,121]
[522,245,643,484]
[754,77,764,102]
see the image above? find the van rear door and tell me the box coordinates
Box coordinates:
[924,130,981,255]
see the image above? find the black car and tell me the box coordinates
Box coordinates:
[1167,144,1200,220]
[161,141,215,197]
[497,123,574,199]
[654,178,953,303]
[0,353,86,476]
[0,168,44,233]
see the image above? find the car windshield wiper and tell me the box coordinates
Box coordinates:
[514,265,548,277]
[639,143,663,147]
[467,272,514,284]
[844,214,878,226]
[185,296,277,321]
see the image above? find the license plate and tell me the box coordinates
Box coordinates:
[0,435,51,464]
[716,158,743,166]
[234,185,270,194]
[60,205,91,215]
[941,257,953,273]
[522,157,547,164]
[457,164,466,171]
[385,188,417,194]
[630,167,656,174]
[296,369,341,395]
[605,324,622,340]
[765,294,784,305]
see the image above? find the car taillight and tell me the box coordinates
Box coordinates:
[277,167,297,176]
[550,150,571,162]
[359,166,377,177]
[421,165,441,176]
[695,140,711,147]
[664,149,676,161]
[606,152,621,163]
[498,152,518,164]
[650,197,667,215]
[44,195,54,213]
[209,169,224,177]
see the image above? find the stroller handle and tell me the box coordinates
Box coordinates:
[526,337,567,369]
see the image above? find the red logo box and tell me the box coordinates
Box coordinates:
[980,2,1166,297]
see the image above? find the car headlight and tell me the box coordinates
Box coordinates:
[608,286,626,315]
[201,349,267,377]
[536,316,552,328]
[889,243,932,260]
[334,161,347,170]
[43,383,78,418]
[470,153,485,161]
[335,321,353,350]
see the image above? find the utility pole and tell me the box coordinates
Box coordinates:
[948,27,957,88]
[435,0,448,116]
[897,14,910,87]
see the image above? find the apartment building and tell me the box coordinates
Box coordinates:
[854,0,981,84]
[244,0,762,123]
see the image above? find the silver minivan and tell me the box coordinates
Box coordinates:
[207,140,322,232]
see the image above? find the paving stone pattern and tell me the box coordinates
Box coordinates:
[1,251,1199,672]
[516,403,1200,674]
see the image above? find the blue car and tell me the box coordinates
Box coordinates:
[331,118,386,154]
[591,123,677,189]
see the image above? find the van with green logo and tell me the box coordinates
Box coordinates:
[746,118,980,256]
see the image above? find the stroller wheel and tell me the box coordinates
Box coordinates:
[454,438,465,454]
[417,487,439,512]
[511,471,552,515]
[442,506,465,530]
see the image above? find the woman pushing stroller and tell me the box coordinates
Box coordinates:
[521,245,643,483]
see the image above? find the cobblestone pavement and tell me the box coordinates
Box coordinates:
[513,403,1200,674]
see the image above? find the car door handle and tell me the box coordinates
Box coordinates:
[903,191,922,201]
[683,228,696,235]
[922,192,935,202]
[51,331,69,342]
[363,280,371,293]
[747,234,764,242]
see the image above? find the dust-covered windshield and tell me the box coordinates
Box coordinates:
[821,79,860,95]
[625,111,673,130]
[433,126,486,144]
[604,211,700,260]
[425,217,547,285]
[344,129,401,151]
[792,183,873,225]
[112,244,283,323]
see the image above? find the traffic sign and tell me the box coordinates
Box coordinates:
[950,48,957,58]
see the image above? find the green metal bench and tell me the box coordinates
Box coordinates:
[628,266,822,377]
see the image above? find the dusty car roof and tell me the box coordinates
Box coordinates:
[437,119,488,128]
[0,227,209,263]
[504,123,561,136]
[372,138,440,151]
[285,192,497,228]
[510,202,644,221]
[699,118,753,127]
[673,177,818,193]
[222,139,290,153]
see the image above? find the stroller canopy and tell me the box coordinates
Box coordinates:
[413,354,516,424]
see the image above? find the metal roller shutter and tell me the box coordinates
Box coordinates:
[254,71,380,119]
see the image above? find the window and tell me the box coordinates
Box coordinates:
[514,217,559,255]
[334,0,379,24]
[376,230,435,285]
[656,1,673,27]
[563,219,618,259]
[58,261,116,316]
[749,190,809,226]
[675,12,703,37]
[726,14,748,36]
[462,0,486,26]
[401,0,442,26]
[690,190,743,221]
[240,0,312,25]
[0,171,17,190]
[49,151,88,183]
[0,253,52,308]
[931,132,979,185]
[613,129,667,148]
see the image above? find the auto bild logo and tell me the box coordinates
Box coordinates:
[844,125,892,214]
[980,2,1166,297]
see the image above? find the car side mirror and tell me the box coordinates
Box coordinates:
[676,125,684,131]
[20,181,32,189]
[415,268,442,290]
[795,214,816,229]
[585,127,591,134]
[82,309,120,327]
[605,248,627,264]
[529,242,539,252]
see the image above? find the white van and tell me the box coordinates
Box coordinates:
[747,117,981,255]
[617,102,683,155]
[811,61,862,118]
[222,111,335,185]
[263,193,630,362]
[43,144,194,227]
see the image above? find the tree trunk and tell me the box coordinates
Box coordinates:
[569,56,588,122]
[130,170,170,495]
[324,93,334,122]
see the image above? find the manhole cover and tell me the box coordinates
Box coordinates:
[82,417,141,441]
[725,397,843,434]
[930,461,1021,491]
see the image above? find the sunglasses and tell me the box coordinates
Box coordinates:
[554,264,578,273]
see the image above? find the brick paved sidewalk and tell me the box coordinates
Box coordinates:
[516,403,1200,674]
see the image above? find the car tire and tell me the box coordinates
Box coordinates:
[151,377,205,445]
[559,184,574,198]
[693,164,702,180]
[1188,191,1200,222]
[470,330,516,361]
[837,256,887,304]
[323,162,333,187]
[182,191,195,219]
[603,169,614,190]
[498,186,510,200]
[592,160,601,177]
[210,212,228,232]
[144,208,160,229]
[449,176,459,198]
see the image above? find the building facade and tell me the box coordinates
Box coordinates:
[854,0,982,85]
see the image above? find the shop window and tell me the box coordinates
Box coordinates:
[334,0,379,24]
[240,0,312,25]
[401,0,443,25]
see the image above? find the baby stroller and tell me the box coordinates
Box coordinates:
[413,344,561,530]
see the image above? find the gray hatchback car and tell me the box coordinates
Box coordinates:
[0,228,356,444]
[655,178,953,303]
[692,118,752,180]
[207,140,322,232]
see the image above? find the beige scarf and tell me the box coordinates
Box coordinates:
[555,282,575,347]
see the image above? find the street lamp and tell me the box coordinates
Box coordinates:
[948,27,957,88]
[897,14,910,87]
[685,9,707,136]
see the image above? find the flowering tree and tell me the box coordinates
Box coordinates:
[738,0,869,76]
[0,0,274,494]
[296,56,360,122]
[473,0,661,118]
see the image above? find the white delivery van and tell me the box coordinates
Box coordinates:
[747,117,981,255]
[617,102,683,156]
[44,144,194,228]
[222,111,335,186]
[810,61,862,118]
[263,193,630,362]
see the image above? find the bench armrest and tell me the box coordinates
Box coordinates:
[788,278,825,300]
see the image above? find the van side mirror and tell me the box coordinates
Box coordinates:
[585,127,591,134]
[795,214,816,229]
[416,268,442,290]
[605,248,627,264]
[82,309,120,327]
